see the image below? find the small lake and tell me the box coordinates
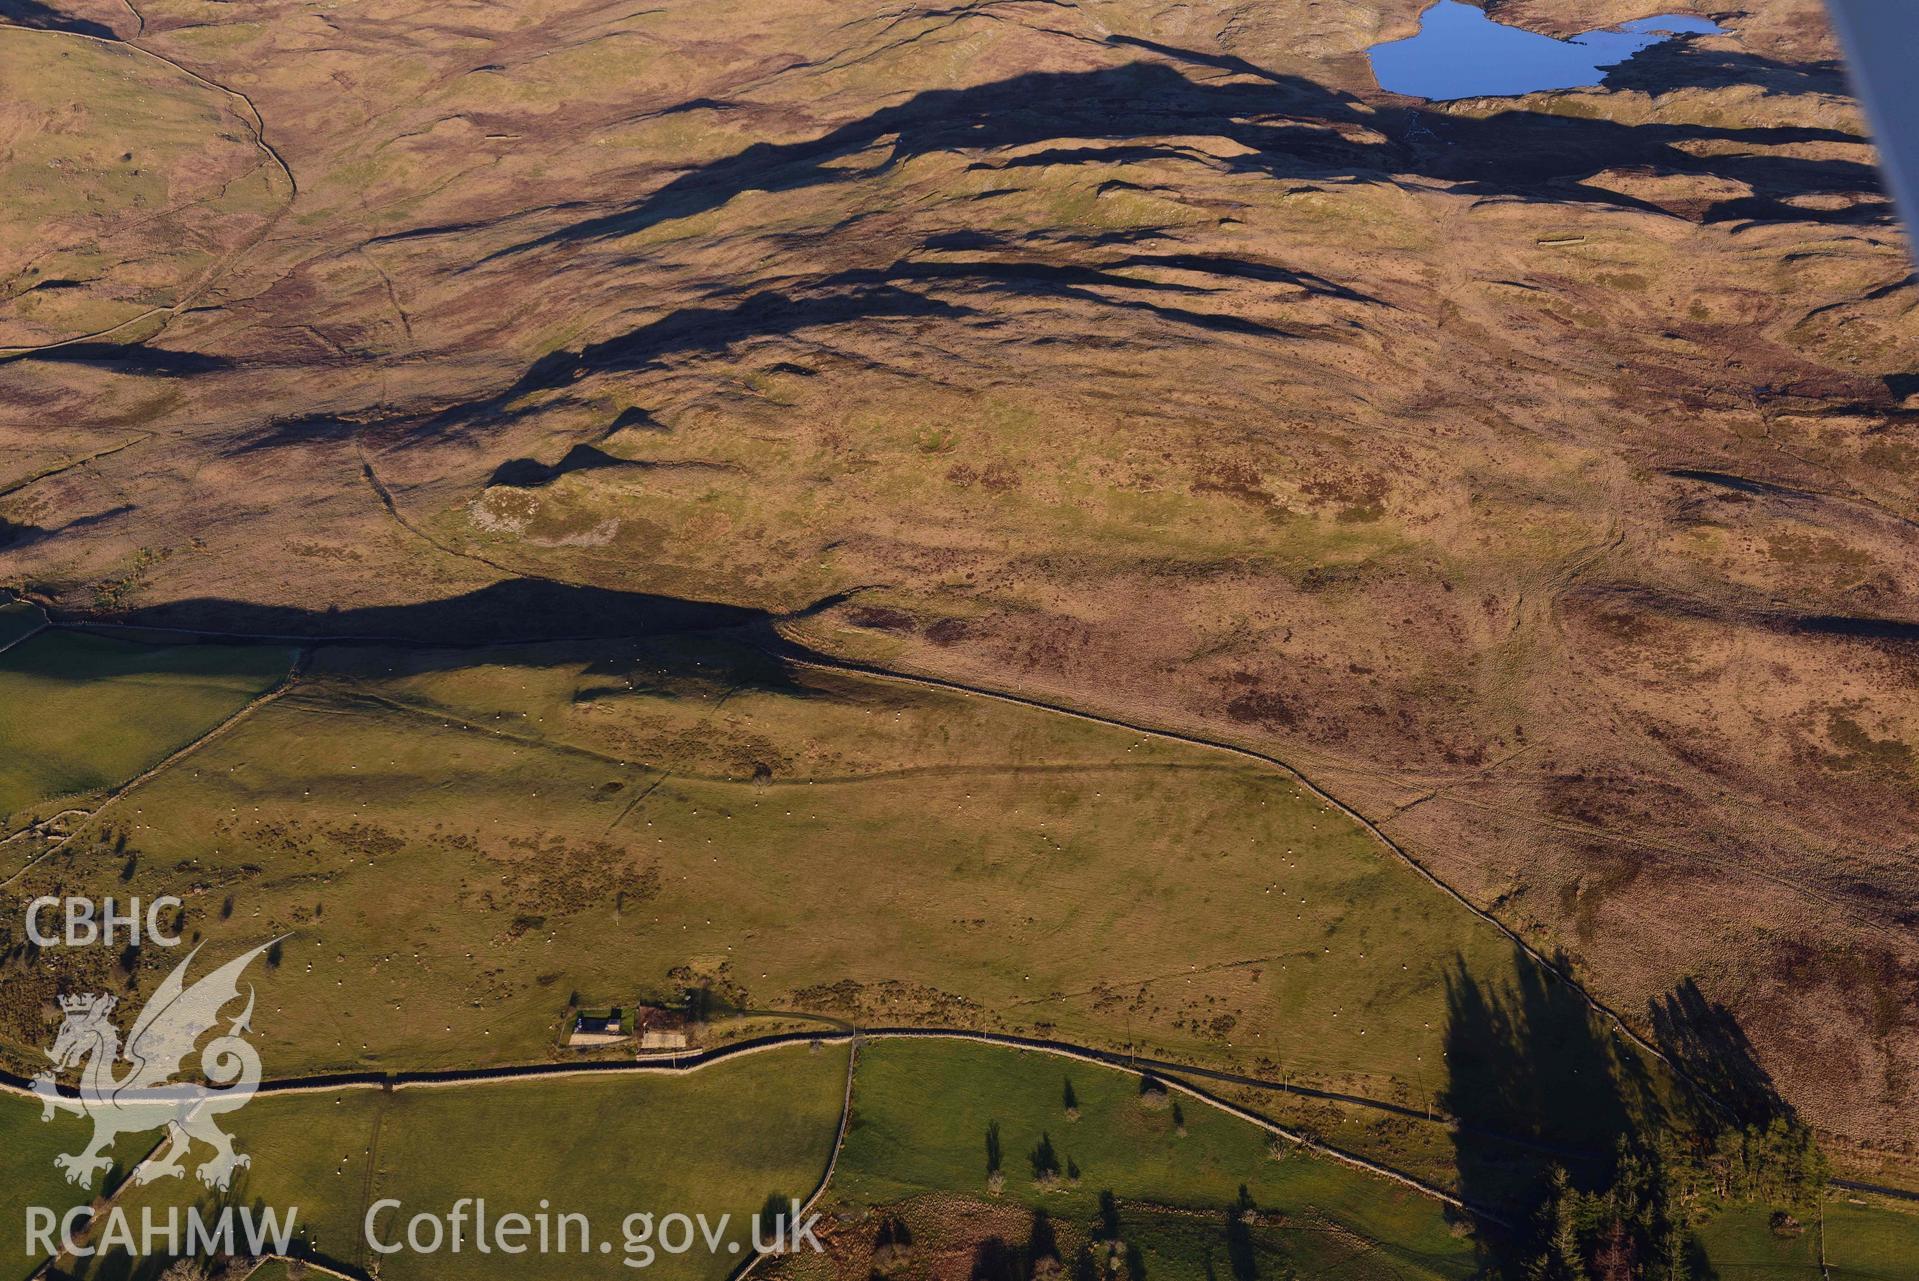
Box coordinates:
[1369,1,1723,101]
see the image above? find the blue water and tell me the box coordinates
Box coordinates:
[1615,14,1723,35]
[1369,1,1724,100]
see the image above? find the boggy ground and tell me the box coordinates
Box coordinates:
[0,0,1914,1176]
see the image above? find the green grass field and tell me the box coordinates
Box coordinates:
[1823,1199,1919,1281]
[3,632,1552,1112]
[12,630,1911,1276]
[0,1094,102,1280]
[0,628,1681,1242]
[370,1050,847,1281]
[810,1042,1919,1281]
[0,630,293,833]
[1691,1206,1823,1278]
[50,1089,386,1281]
[49,1044,847,1281]
[11,1040,1918,1281]
[18,1039,1481,1281]
[828,1038,1478,1281]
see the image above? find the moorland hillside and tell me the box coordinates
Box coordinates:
[1,0,1914,1167]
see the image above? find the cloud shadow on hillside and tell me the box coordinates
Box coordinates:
[392,41,1893,440]
[417,282,978,434]
[0,0,115,37]
[0,506,135,552]
[46,577,775,647]
[492,46,1881,260]
[12,342,234,377]
[1604,42,1850,100]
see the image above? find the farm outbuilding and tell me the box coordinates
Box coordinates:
[567,1007,628,1047]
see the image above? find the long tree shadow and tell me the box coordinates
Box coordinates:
[1444,954,1834,1279]
[1442,948,1670,1278]
[1649,977,1790,1131]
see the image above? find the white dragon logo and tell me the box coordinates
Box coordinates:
[31,940,278,1190]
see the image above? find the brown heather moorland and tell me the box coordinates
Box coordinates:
[1,0,1915,1181]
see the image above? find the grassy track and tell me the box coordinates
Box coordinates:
[0,27,290,351]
